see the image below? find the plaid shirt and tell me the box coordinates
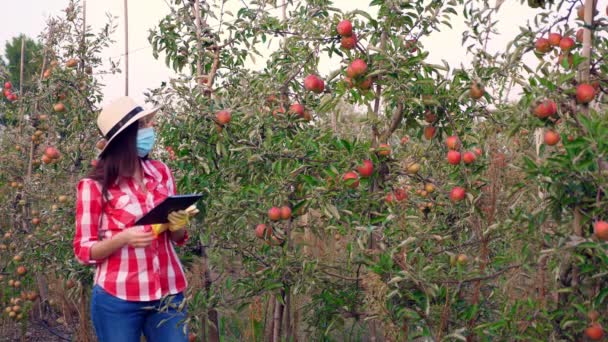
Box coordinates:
[73,159,188,301]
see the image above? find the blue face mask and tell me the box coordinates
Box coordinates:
[136,127,156,157]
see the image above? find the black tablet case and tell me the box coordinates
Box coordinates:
[135,194,204,225]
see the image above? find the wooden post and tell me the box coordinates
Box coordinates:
[194,0,203,89]
[124,0,129,96]
[19,37,25,96]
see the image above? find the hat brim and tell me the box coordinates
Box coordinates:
[96,106,160,158]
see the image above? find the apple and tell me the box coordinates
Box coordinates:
[53,103,66,112]
[188,333,197,342]
[544,130,560,146]
[358,77,373,90]
[45,147,60,159]
[424,111,437,123]
[280,206,292,220]
[16,266,26,276]
[304,74,324,93]
[576,83,595,104]
[558,53,573,68]
[535,38,551,54]
[216,110,231,125]
[533,100,557,118]
[385,193,394,204]
[423,126,436,140]
[394,188,407,201]
[576,28,584,43]
[456,253,468,265]
[594,221,608,241]
[272,107,286,117]
[400,136,410,145]
[66,58,78,68]
[342,171,359,188]
[8,94,17,101]
[559,37,575,52]
[347,59,368,78]
[357,160,374,178]
[588,310,600,322]
[474,147,483,156]
[470,83,484,100]
[336,20,353,36]
[31,218,41,225]
[450,186,466,202]
[4,81,11,89]
[289,103,305,117]
[343,77,354,88]
[377,143,391,156]
[341,34,357,50]
[406,162,420,174]
[96,139,107,150]
[424,183,435,193]
[585,323,605,341]
[268,207,281,221]
[302,111,313,121]
[58,195,68,203]
[445,135,460,150]
[463,151,476,164]
[447,150,461,165]
[548,33,561,46]
[405,39,417,52]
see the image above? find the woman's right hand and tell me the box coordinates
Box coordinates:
[119,229,156,248]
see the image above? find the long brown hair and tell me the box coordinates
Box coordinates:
[88,120,140,201]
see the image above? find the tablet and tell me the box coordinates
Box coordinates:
[135,194,204,225]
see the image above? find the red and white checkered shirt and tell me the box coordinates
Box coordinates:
[73,159,189,301]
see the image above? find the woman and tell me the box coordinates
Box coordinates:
[73,96,196,342]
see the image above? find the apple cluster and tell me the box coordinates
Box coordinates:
[3,82,17,102]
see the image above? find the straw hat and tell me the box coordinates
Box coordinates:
[97,96,160,156]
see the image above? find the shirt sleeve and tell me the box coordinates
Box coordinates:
[163,162,189,247]
[73,178,103,265]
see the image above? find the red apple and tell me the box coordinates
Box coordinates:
[358,77,373,90]
[548,33,561,46]
[341,34,357,50]
[41,154,53,164]
[8,93,17,101]
[535,38,551,53]
[544,130,560,146]
[394,188,407,201]
[559,37,575,52]
[450,187,466,202]
[594,221,608,241]
[533,100,557,118]
[255,224,270,239]
[474,147,482,156]
[424,111,437,123]
[44,147,60,159]
[336,20,353,37]
[463,151,476,164]
[423,126,436,140]
[585,323,605,341]
[405,39,417,52]
[357,160,374,178]
[447,150,461,165]
[385,193,394,204]
[445,135,460,150]
[289,103,305,117]
[400,136,410,145]
[304,75,324,94]
[4,82,11,89]
[377,143,391,157]
[342,171,359,188]
[216,110,231,125]
[576,83,595,104]
[347,59,368,78]
[280,206,292,220]
[268,207,281,221]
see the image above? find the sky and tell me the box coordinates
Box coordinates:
[0,0,595,108]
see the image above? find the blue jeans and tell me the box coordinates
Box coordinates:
[90,285,188,342]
